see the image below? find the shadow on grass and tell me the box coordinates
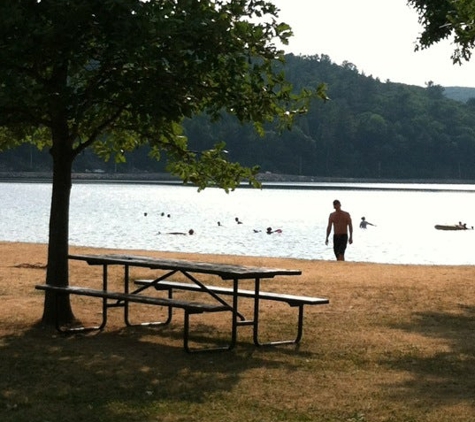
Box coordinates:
[0,322,303,422]
[380,304,475,407]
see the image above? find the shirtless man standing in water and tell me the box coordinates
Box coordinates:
[325,199,353,261]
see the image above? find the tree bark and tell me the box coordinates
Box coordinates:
[40,141,75,325]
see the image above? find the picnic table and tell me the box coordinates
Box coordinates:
[36,253,329,352]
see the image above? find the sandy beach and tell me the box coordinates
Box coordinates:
[3,241,474,326]
[1,241,474,421]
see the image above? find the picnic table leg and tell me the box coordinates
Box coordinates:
[252,277,262,346]
[252,277,305,347]
[183,308,234,353]
[230,278,239,348]
[123,264,130,325]
[52,292,108,333]
[185,278,238,353]
[122,265,173,327]
[48,265,109,334]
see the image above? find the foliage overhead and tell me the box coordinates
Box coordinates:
[0,0,326,191]
[408,0,475,63]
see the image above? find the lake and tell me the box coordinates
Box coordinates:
[2,181,475,266]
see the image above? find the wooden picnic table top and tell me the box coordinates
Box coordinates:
[68,253,302,280]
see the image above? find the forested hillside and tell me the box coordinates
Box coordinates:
[444,86,475,103]
[3,53,475,180]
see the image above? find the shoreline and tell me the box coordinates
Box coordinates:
[2,170,475,184]
[2,240,473,268]
[2,171,475,192]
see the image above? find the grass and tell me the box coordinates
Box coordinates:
[1,242,475,421]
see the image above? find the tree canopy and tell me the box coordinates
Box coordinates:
[0,0,325,189]
[0,0,325,325]
[408,0,475,63]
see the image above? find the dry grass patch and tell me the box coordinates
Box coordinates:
[1,242,475,422]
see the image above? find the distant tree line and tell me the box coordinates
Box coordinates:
[3,53,475,180]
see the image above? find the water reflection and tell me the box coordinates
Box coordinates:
[1,182,474,266]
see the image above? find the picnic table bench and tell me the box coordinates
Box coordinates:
[35,284,230,353]
[134,279,329,345]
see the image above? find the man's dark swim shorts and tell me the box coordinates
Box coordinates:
[333,234,348,258]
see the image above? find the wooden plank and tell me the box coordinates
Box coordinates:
[68,254,302,279]
[35,285,228,313]
[134,280,330,306]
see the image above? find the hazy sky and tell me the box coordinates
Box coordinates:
[271,0,475,88]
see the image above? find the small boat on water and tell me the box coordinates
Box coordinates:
[434,224,473,231]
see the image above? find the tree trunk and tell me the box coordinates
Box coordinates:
[40,142,75,325]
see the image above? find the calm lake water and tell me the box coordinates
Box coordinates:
[2,181,475,266]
